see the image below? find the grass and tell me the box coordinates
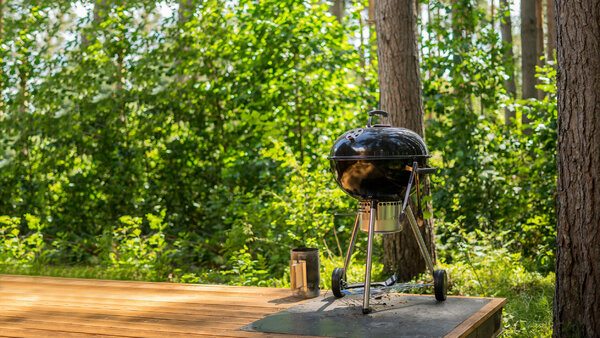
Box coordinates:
[437,247,554,337]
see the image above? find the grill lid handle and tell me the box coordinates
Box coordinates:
[367,110,391,127]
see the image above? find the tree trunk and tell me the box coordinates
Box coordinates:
[329,0,344,22]
[0,0,4,38]
[490,0,494,50]
[554,0,600,336]
[176,0,194,83]
[81,0,107,50]
[535,0,545,98]
[375,0,436,282]
[178,0,193,24]
[521,0,539,128]
[368,0,376,66]
[535,0,544,64]
[500,0,517,125]
[546,0,556,61]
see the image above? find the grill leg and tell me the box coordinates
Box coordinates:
[362,202,376,314]
[342,213,361,277]
[406,204,435,276]
[344,213,360,276]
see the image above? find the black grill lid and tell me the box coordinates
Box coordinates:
[328,111,430,161]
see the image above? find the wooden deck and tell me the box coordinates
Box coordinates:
[0,274,311,337]
[0,274,505,337]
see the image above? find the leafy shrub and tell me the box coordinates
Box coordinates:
[423,0,557,268]
[0,215,53,268]
[0,0,370,269]
[437,224,554,337]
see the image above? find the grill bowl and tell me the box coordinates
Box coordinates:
[328,111,431,201]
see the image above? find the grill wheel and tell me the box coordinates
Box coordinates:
[331,267,345,298]
[434,269,448,301]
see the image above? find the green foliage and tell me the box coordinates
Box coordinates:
[0,215,52,268]
[437,227,554,337]
[0,0,369,272]
[422,0,557,268]
[1,1,557,335]
[218,138,356,284]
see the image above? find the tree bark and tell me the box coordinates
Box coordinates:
[546,0,556,61]
[0,0,4,38]
[368,0,376,66]
[554,0,600,335]
[535,0,545,98]
[521,0,540,128]
[329,0,344,22]
[500,0,517,124]
[521,0,538,102]
[535,0,544,64]
[375,0,436,282]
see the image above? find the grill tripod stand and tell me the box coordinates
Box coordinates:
[331,163,448,314]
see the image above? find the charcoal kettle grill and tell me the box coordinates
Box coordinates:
[328,110,448,314]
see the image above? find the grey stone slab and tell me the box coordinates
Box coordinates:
[238,293,491,337]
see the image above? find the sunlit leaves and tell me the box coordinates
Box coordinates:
[0,0,370,278]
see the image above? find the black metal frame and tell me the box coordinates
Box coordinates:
[334,162,444,314]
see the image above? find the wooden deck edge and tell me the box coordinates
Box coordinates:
[444,297,507,338]
[0,274,289,293]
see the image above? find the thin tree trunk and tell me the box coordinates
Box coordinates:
[176,0,193,83]
[375,0,436,282]
[535,0,544,64]
[0,0,4,111]
[546,0,556,61]
[554,0,600,335]
[178,0,193,24]
[451,5,463,69]
[520,0,538,128]
[500,0,517,124]
[0,0,4,38]
[535,0,545,98]
[451,3,474,113]
[329,0,344,22]
[427,2,431,68]
[18,60,27,114]
[368,0,376,67]
[490,0,495,47]
[81,0,107,50]
[359,13,366,73]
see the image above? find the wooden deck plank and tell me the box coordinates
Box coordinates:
[0,310,261,332]
[0,289,299,308]
[0,326,129,337]
[0,301,269,319]
[0,315,316,338]
[1,284,290,301]
[0,275,316,337]
[0,274,504,337]
[0,305,265,322]
[0,297,286,316]
[0,275,288,294]
[445,297,507,337]
[0,281,289,299]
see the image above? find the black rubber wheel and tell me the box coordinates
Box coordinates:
[434,269,448,301]
[332,267,345,298]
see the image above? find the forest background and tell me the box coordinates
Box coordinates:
[1,0,556,335]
